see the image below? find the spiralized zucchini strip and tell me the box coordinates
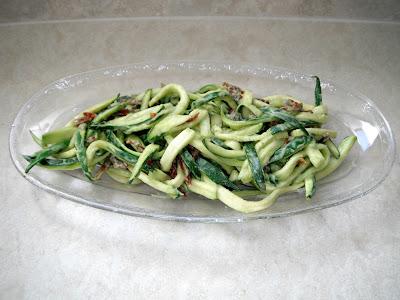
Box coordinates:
[24,80,357,213]
[315,136,356,180]
[272,150,307,181]
[106,167,141,185]
[160,128,196,172]
[188,180,304,213]
[149,84,189,114]
[204,139,245,159]
[129,144,159,182]
[65,95,118,127]
[137,171,181,198]
[294,145,331,183]
[238,136,286,183]
[165,162,187,188]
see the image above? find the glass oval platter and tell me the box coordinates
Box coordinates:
[9,62,395,222]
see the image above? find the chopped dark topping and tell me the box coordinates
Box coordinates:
[187,145,200,159]
[129,98,142,107]
[170,156,185,179]
[110,156,128,169]
[126,139,145,152]
[297,157,306,165]
[93,160,111,180]
[168,159,178,178]
[268,120,280,127]
[73,112,97,126]
[185,112,199,123]
[178,186,188,197]
[117,109,130,116]
[178,156,185,171]
[222,82,243,102]
[184,173,192,185]
[283,99,303,112]
[86,135,97,143]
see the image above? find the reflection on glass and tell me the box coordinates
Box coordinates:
[353,120,379,151]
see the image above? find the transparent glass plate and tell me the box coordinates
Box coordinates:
[9,62,396,222]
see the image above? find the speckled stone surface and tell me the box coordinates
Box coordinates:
[0,18,399,299]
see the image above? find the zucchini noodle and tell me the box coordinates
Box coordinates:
[23,77,357,213]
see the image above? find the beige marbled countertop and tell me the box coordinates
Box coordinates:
[1,18,399,299]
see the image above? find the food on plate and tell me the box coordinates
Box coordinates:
[24,77,356,213]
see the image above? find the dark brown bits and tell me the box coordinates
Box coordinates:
[269,120,280,126]
[185,112,199,123]
[178,156,185,171]
[86,135,97,143]
[222,82,244,102]
[283,99,303,112]
[126,140,145,152]
[184,174,192,185]
[129,98,142,106]
[117,109,130,116]
[73,112,97,126]
[187,145,200,159]
[93,160,111,180]
[297,158,306,165]
[169,159,178,178]
[178,186,188,196]
[110,156,128,169]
